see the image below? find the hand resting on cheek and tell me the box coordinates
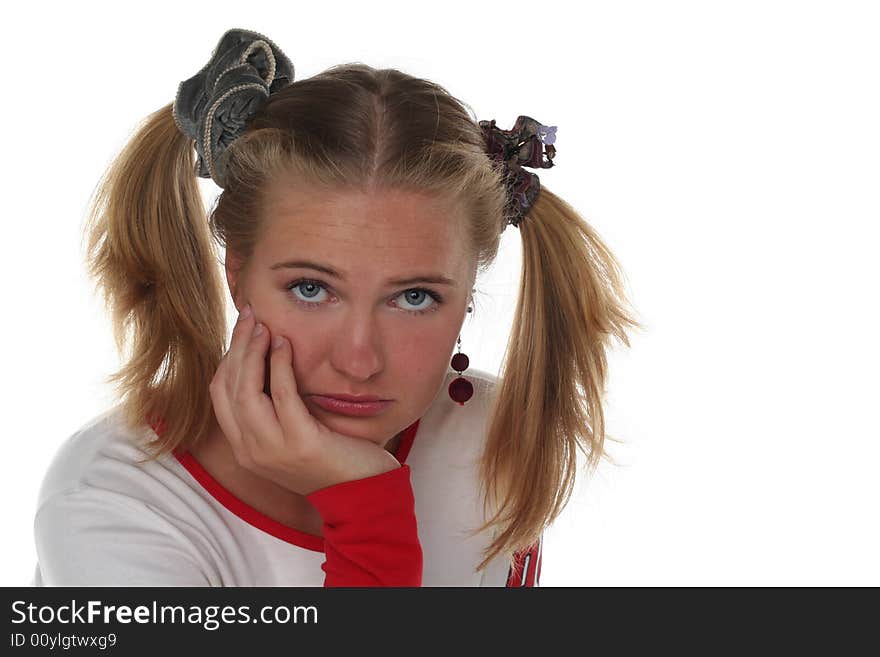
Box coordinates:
[208,304,402,496]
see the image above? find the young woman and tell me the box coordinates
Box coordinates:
[32,28,641,586]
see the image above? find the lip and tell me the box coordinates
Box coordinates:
[308,395,392,417]
[317,393,388,403]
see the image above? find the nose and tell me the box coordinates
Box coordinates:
[328,313,385,381]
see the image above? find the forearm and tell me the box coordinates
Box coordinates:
[306,464,423,586]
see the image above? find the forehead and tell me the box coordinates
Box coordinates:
[258,183,469,274]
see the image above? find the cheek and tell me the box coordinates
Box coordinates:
[392,331,456,373]
[260,332,313,396]
[287,340,319,381]
[393,322,458,353]
[266,325,321,384]
[393,339,456,402]
[283,321,456,380]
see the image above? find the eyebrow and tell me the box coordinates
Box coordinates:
[270,259,457,286]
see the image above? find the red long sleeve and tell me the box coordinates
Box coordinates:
[305,464,423,587]
[505,537,543,587]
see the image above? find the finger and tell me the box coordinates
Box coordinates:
[268,334,315,438]
[234,319,284,455]
[220,305,265,462]
[224,305,257,400]
[209,350,248,463]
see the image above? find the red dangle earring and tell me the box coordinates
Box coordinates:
[448,295,475,406]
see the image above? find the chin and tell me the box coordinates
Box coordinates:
[313,409,384,439]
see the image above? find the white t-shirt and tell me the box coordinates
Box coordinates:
[31,368,542,586]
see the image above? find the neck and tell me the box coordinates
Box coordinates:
[384,431,403,457]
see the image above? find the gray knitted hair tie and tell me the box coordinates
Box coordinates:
[172,28,295,188]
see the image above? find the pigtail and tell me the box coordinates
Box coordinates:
[472,186,644,572]
[81,102,228,462]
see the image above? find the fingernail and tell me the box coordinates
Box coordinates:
[240,304,253,320]
[253,322,264,336]
[272,335,284,350]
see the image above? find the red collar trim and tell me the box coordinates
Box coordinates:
[147,414,420,552]
[171,449,326,551]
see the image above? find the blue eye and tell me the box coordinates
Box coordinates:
[286,279,444,316]
[290,280,326,302]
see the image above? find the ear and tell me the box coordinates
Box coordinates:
[225,248,246,311]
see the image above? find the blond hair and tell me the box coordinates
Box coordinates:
[82,63,643,573]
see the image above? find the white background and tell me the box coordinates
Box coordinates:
[3,0,878,586]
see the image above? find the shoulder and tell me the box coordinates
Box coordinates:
[407,367,521,584]
[458,366,499,395]
[444,365,500,408]
[33,407,221,585]
[406,366,501,469]
[35,405,181,513]
[420,366,500,438]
